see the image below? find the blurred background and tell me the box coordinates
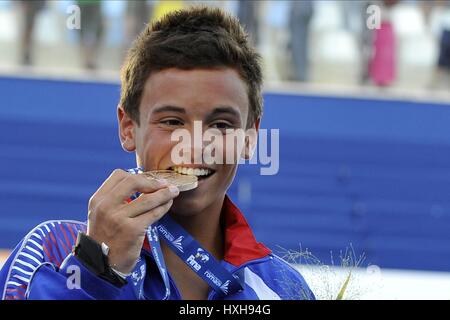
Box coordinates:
[0,0,449,299]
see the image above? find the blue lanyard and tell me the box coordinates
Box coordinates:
[146,225,171,299]
[157,214,243,296]
[128,168,171,299]
[127,168,243,298]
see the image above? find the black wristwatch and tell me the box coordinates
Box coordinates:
[73,232,127,288]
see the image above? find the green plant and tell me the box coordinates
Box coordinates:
[277,245,371,300]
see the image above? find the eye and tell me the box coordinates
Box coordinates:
[210,122,234,130]
[160,119,184,126]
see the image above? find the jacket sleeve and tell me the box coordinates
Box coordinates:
[0,221,126,300]
[0,240,25,299]
[26,254,124,300]
[0,245,124,300]
[268,255,316,300]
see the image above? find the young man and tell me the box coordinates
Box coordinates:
[0,6,314,300]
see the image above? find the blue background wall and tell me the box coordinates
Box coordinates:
[1,75,449,272]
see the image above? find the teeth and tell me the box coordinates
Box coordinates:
[171,166,212,176]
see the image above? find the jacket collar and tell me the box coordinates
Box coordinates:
[142,195,271,267]
[221,195,272,266]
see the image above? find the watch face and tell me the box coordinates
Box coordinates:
[141,170,198,192]
[101,242,110,256]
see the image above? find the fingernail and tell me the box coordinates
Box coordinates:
[168,185,179,194]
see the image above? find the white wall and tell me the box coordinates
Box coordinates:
[296,265,450,300]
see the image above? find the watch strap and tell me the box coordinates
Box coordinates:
[73,232,127,288]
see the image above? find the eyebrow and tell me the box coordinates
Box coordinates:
[205,106,241,121]
[152,105,187,115]
[152,105,241,119]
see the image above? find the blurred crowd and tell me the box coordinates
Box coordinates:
[1,0,449,91]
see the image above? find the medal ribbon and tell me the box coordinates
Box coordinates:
[127,168,243,298]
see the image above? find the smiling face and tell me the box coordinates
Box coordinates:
[118,67,258,216]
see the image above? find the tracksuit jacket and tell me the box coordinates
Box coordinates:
[0,195,314,300]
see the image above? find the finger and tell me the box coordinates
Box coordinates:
[132,199,174,228]
[90,169,129,203]
[107,174,171,208]
[123,186,179,218]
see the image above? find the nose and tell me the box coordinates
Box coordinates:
[170,128,205,165]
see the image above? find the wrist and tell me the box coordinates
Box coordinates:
[73,232,128,288]
[100,242,132,279]
[110,266,131,279]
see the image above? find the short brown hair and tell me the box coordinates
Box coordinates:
[119,6,263,128]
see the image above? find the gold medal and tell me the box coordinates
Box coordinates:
[141,170,198,192]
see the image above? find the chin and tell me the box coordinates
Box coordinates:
[170,189,218,217]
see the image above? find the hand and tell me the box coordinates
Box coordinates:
[86,169,179,273]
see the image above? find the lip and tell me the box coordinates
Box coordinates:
[192,170,216,186]
[160,165,217,184]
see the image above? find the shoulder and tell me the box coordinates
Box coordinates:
[243,254,315,300]
[1,220,86,300]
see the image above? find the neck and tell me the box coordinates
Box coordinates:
[159,195,226,299]
[167,194,226,260]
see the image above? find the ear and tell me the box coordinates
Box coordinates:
[117,106,137,152]
[241,118,260,160]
